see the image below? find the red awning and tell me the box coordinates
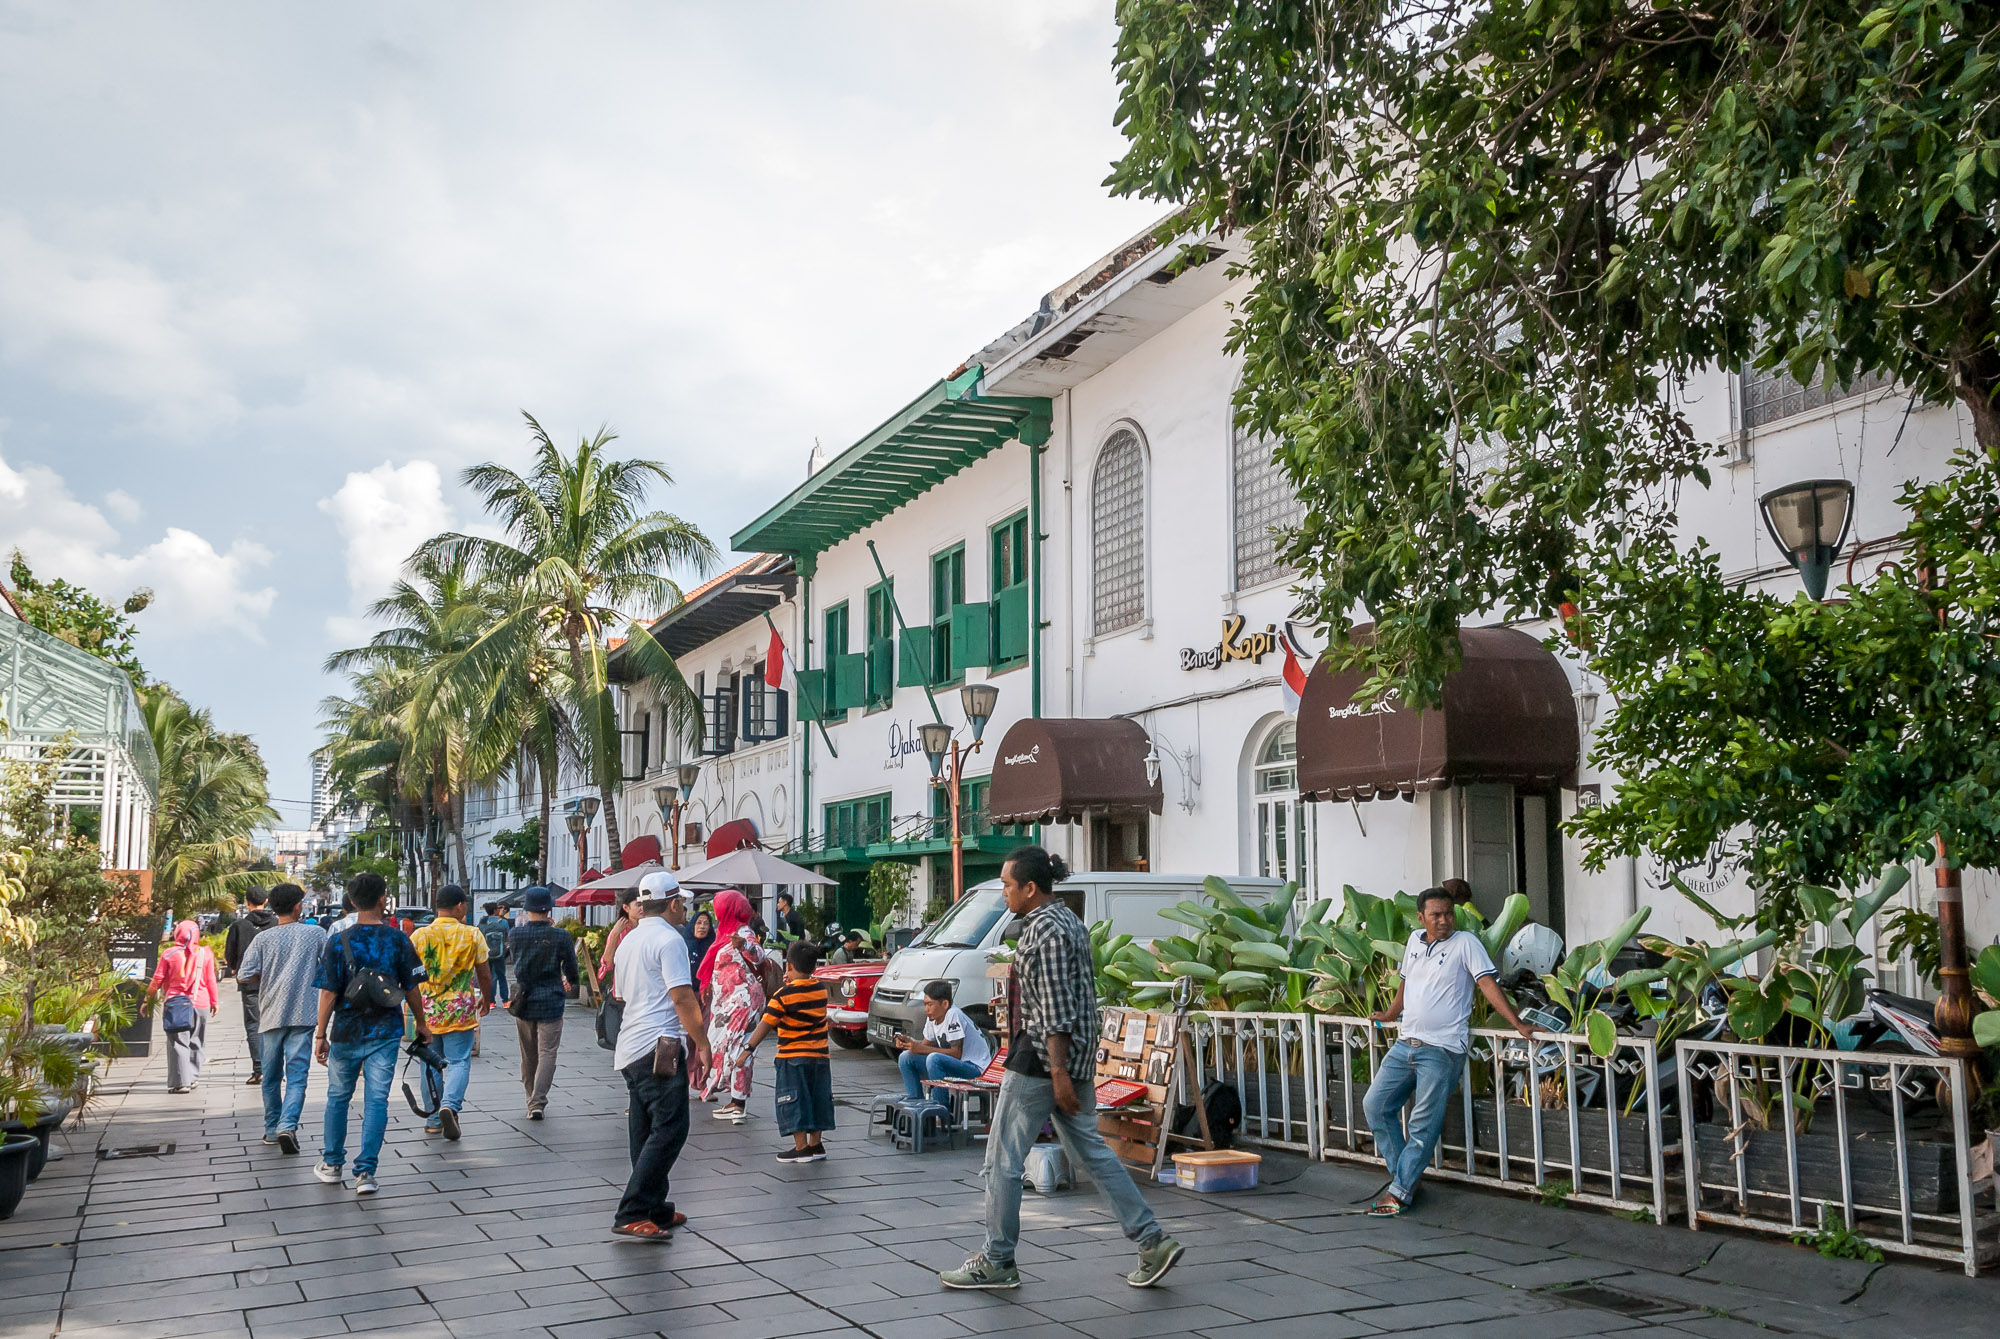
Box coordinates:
[620,835,662,868]
[1297,624,1579,802]
[556,885,615,906]
[705,818,758,859]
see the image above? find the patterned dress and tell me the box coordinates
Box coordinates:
[700,931,766,1103]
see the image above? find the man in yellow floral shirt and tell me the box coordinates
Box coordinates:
[410,886,493,1141]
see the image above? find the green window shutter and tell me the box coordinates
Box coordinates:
[995,584,1030,663]
[832,652,866,710]
[868,635,895,703]
[898,627,933,687]
[951,601,992,669]
[793,668,829,721]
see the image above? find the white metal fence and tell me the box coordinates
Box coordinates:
[1677,1037,2000,1276]
[1311,1014,1670,1222]
[1186,1012,1320,1156]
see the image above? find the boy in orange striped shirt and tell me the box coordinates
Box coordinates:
[737,939,834,1163]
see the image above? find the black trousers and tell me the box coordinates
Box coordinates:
[618,1056,691,1227]
[241,988,262,1074]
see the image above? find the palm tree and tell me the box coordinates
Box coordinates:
[424,413,715,870]
[142,687,280,914]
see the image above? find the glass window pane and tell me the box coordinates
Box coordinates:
[1233,418,1304,590]
[1092,430,1146,635]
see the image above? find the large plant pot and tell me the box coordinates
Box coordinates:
[1693,1123,1958,1215]
[0,1133,35,1219]
[0,1107,69,1183]
[1444,1097,1668,1183]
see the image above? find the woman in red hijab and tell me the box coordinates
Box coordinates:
[145,920,220,1094]
[697,889,765,1122]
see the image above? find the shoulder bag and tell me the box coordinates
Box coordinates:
[339,931,404,1012]
[161,947,199,1033]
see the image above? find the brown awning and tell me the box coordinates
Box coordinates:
[1298,624,1579,802]
[987,717,1164,826]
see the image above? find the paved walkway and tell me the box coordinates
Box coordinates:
[1,984,1992,1339]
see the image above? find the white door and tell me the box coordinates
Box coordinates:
[1254,723,1316,896]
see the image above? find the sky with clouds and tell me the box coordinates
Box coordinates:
[0,2,1163,826]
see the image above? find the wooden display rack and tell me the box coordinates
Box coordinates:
[1094,999,1213,1177]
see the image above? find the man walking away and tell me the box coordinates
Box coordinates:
[941,846,1182,1293]
[411,886,492,1141]
[610,872,709,1241]
[312,872,431,1195]
[509,887,577,1120]
[1364,887,1538,1216]
[479,902,512,1005]
[225,886,277,1084]
[237,883,327,1153]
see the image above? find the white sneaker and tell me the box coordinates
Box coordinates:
[712,1104,743,1121]
[354,1173,379,1196]
[311,1161,343,1185]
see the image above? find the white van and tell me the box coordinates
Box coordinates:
[863,871,1288,1052]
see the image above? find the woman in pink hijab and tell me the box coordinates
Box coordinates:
[697,889,765,1121]
[145,920,220,1093]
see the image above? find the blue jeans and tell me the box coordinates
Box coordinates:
[982,1070,1163,1265]
[899,1048,982,1100]
[321,1035,399,1176]
[259,1026,313,1136]
[1363,1038,1464,1203]
[428,1028,475,1125]
[491,962,508,1004]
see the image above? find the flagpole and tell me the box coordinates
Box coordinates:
[763,609,837,759]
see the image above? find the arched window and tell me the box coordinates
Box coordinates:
[1092,426,1147,636]
[1233,417,1303,590]
[1253,721,1316,894]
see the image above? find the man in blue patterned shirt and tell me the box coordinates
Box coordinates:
[940,846,1183,1293]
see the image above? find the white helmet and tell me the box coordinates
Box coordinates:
[1502,922,1564,979]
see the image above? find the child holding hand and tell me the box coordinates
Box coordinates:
[736,939,835,1163]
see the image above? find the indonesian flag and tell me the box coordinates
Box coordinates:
[1280,627,1310,714]
[766,625,788,689]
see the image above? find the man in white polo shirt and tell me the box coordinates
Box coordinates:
[608,871,711,1243]
[1364,887,1537,1216]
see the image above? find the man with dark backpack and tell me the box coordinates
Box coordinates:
[224,886,277,1085]
[311,872,431,1196]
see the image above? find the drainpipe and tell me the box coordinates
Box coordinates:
[798,553,815,856]
[1029,436,1044,721]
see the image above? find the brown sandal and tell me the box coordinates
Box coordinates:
[612,1220,673,1242]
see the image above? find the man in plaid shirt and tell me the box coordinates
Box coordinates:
[940,846,1183,1293]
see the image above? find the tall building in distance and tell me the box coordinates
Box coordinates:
[310,749,336,826]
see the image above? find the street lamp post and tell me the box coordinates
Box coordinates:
[654,762,702,871]
[564,808,587,885]
[921,684,999,904]
[1761,478,1978,1058]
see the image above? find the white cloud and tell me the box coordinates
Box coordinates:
[316,459,453,635]
[0,450,275,640]
[103,489,141,521]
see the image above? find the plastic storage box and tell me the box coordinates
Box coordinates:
[1172,1149,1261,1192]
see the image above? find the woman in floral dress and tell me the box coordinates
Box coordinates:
[697,889,764,1122]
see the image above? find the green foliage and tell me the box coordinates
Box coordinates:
[1108,0,2000,713]
[867,860,916,929]
[1793,1220,1884,1263]
[142,686,278,916]
[1882,908,1943,991]
[7,551,150,683]
[489,819,542,883]
[1537,1179,1573,1209]
[1970,945,2000,1049]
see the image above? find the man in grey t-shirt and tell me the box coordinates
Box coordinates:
[1363,887,1537,1215]
[236,882,329,1154]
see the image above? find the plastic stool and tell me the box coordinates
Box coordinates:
[867,1092,906,1135]
[890,1098,953,1153]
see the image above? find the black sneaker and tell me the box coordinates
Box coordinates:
[276,1129,300,1155]
[246,1073,262,1086]
[776,1147,814,1164]
[439,1109,461,1142]
[801,1144,827,1162]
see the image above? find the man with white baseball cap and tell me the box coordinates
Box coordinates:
[608,870,710,1242]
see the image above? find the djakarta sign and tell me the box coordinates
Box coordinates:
[1180,615,1283,672]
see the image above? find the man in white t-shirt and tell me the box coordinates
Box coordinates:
[608,871,711,1243]
[894,980,992,1100]
[1363,887,1537,1216]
